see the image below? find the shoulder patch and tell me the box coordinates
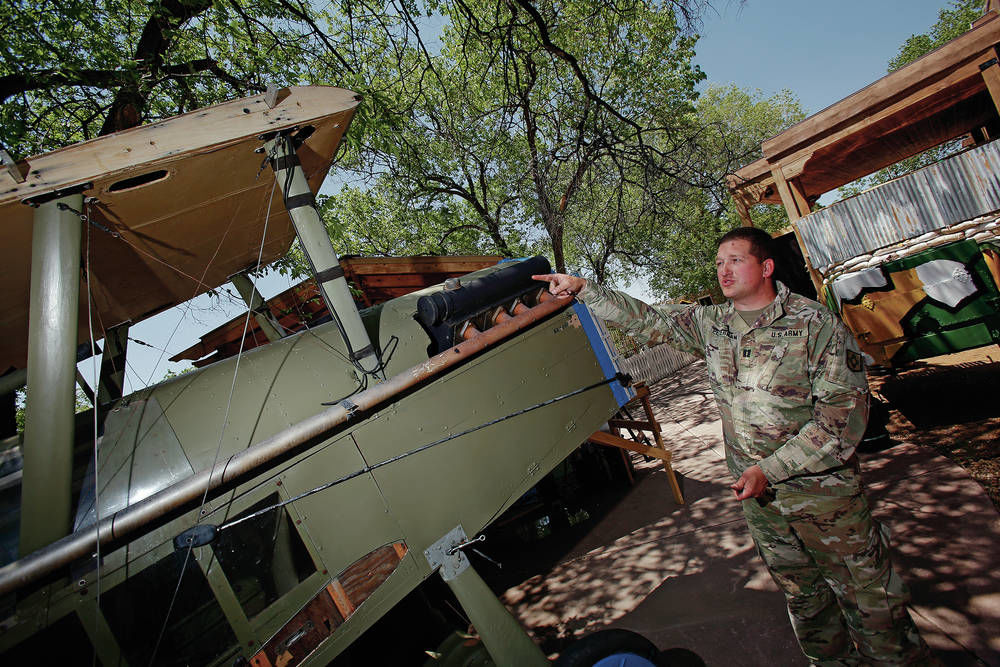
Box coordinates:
[846,349,864,373]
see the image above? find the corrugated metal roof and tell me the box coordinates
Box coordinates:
[798,140,1000,271]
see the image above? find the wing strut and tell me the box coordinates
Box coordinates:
[265,133,383,377]
[19,191,84,554]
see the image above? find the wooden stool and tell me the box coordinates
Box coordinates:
[587,382,684,504]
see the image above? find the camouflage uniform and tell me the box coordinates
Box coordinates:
[581,281,931,666]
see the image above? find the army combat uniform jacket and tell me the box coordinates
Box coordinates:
[581,282,935,664]
[581,281,870,496]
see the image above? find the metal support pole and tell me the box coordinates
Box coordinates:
[266,136,381,375]
[230,272,283,343]
[21,193,82,555]
[426,526,548,666]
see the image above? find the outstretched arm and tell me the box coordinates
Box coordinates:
[531,273,588,298]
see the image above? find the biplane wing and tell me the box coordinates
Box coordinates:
[0,86,359,371]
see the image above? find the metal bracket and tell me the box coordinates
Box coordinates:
[174,524,218,549]
[1,149,26,183]
[264,84,291,109]
[424,525,471,582]
[21,181,93,207]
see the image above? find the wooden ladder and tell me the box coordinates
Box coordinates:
[588,382,684,504]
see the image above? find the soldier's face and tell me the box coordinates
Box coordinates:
[716,239,774,306]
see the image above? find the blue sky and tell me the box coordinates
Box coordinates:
[695,0,949,118]
[116,0,963,389]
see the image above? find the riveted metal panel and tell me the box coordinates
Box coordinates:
[799,141,1000,270]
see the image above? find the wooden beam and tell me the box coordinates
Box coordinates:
[980,49,1000,114]
[974,6,999,28]
[340,256,502,275]
[587,430,684,505]
[771,167,806,221]
[770,167,826,297]
[732,195,754,226]
[763,15,1000,160]
[608,418,661,434]
[770,51,995,198]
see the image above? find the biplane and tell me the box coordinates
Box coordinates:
[0,86,655,665]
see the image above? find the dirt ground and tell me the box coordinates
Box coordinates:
[868,344,1000,511]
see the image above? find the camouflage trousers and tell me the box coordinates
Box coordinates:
[743,491,933,666]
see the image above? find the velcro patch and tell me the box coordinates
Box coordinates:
[846,349,864,373]
[712,325,737,340]
[770,329,805,338]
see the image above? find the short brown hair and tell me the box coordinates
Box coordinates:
[718,226,774,264]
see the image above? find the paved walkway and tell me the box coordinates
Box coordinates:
[504,360,1000,666]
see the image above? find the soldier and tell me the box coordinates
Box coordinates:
[533,226,933,666]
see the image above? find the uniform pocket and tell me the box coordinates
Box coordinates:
[785,493,874,559]
[755,341,787,390]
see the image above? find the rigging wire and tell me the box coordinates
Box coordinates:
[148,179,280,667]
[83,198,103,667]
[213,373,623,535]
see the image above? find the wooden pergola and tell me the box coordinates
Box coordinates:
[727,4,1000,292]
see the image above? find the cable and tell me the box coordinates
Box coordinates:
[151,182,279,667]
[211,373,624,535]
[83,198,103,667]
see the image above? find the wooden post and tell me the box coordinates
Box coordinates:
[22,193,82,554]
[97,322,130,405]
[590,383,684,504]
[979,50,1000,114]
[732,195,754,227]
[770,167,826,297]
[231,272,284,343]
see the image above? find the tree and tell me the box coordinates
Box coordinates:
[838,0,983,197]
[643,85,806,299]
[6,0,719,290]
[888,0,983,72]
[316,0,708,278]
[3,0,267,154]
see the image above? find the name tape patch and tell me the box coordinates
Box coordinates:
[770,329,805,339]
[711,325,737,340]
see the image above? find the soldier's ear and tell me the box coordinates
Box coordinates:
[762,258,775,278]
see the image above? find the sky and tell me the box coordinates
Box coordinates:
[112,0,962,392]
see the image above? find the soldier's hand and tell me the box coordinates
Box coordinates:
[532,273,587,298]
[731,465,769,501]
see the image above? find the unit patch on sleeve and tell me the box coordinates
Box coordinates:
[846,349,864,373]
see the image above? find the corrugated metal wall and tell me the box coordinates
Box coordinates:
[798,140,1000,271]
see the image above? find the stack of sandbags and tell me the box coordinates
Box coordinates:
[822,213,1000,285]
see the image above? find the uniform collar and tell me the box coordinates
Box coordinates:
[722,281,788,332]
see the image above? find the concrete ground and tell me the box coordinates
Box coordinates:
[502,360,1000,666]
